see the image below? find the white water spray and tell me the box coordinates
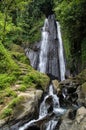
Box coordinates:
[38,19,49,73]
[57,22,66,81]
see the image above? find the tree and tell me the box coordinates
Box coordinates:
[54,0,86,73]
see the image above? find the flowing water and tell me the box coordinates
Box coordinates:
[39,84,65,130]
[19,16,66,130]
[57,21,66,81]
[38,18,49,73]
[19,85,65,130]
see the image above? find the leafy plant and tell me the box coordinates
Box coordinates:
[1,108,13,119]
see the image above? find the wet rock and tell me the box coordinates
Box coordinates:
[25,125,40,130]
[59,78,79,107]
[76,106,86,123]
[45,95,53,114]
[52,80,60,94]
[25,15,60,79]
[59,107,86,130]
[45,95,53,105]
[25,48,39,69]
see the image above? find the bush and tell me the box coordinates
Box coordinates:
[8,96,24,109]
[0,42,19,74]
[5,88,17,97]
[11,52,30,65]
[1,108,13,119]
[19,85,27,92]
[23,70,50,90]
[76,69,86,84]
[0,74,16,90]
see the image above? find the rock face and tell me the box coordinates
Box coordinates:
[77,82,86,106]
[49,77,86,130]
[45,15,60,79]
[59,107,86,130]
[25,42,40,70]
[25,15,60,80]
[0,89,43,130]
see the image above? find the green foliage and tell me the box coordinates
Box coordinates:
[1,108,13,119]
[82,82,86,93]
[28,18,44,43]
[12,52,30,65]
[0,96,24,119]
[29,0,54,17]
[54,0,86,72]
[5,88,17,97]
[81,38,86,68]
[0,98,4,104]
[0,74,16,90]
[19,85,27,92]
[0,42,19,73]
[76,69,86,84]
[8,96,24,109]
[23,70,50,89]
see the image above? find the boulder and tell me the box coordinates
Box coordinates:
[76,106,86,123]
[15,89,43,120]
[52,80,60,94]
[77,84,86,106]
[59,107,86,130]
[0,89,43,129]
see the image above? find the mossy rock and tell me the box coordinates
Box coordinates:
[75,69,86,84]
[81,82,86,94]
[0,96,24,119]
[23,70,50,90]
[9,44,24,53]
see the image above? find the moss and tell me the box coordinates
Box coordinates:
[1,108,13,119]
[28,17,44,44]
[10,44,30,65]
[81,38,86,69]
[19,85,27,92]
[0,98,4,104]
[0,96,24,119]
[0,74,16,90]
[5,88,17,97]
[0,42,19,74]
[23,70,50,90]
[81,82,86,94]
[0,41,50,119]
[9,44,24,53]
[76,69,86,84]
[11,52,30,65]
[8,96,24,109]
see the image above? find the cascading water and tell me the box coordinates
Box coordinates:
[38,18,49,73]
[19,15,66,130]
[19,84,65,130]
[57,22,66,81]
[39,84,65,130]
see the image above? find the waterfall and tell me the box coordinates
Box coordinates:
[19,84,66,130]
[39,84,65,130]
[38,19,66,80]
[57,22,66,81]
[19,15,66,130]
[38,18,49,73]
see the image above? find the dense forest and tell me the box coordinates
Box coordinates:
[0,0,86,128]
[0,0,86,72]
